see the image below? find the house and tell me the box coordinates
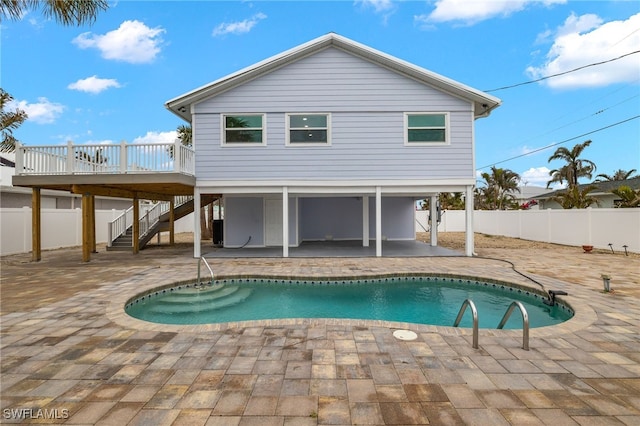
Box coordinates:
[166,33,501,257]
[534,177,640,209]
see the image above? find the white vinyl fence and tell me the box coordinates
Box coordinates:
[416,208,639,253]
[0,208,194,256]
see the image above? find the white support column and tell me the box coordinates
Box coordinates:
[429,195,438,247]
[282,187,289,258]
[375,187,382,257]
[465,185,474,257]
[194,189,201,258]
[362,196,369,247]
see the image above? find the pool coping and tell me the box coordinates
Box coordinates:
[107,271,597,341]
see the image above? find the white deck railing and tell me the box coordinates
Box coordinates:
[15,140,195,176]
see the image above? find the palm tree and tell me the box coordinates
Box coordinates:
[0,89,27,153]
[610,186,640,208]
[550,185,599,209]
[1,0,108,26]
[480,166,521,210]
[595,169,638,182]
[547,140,596,189]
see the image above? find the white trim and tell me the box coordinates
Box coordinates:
[362,195,369,247]
[282,186,289,257]
[193,189,201,258]
[375,186,382,257]
[285,113,332,147]
[404,112,450,146]
[196,178,476,190]
[465,185,474,257]
[220,113,267,147]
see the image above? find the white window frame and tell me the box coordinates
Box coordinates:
[285,113,332,147]
[221,114,266,146]
[404,112,450,146]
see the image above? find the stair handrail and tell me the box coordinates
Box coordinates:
[453,299,479,349]
[107,207,133,247]
[197,256,214,286]
[497,301,529,351]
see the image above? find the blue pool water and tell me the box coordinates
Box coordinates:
[125,277,573,328]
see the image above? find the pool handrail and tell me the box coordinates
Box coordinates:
[197,256,214,286]
[497,301,529,350]
[453,299,479,349]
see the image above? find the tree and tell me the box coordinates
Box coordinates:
[595,169,638,182]
[547,140,596,189]
[479,166,521,210]
[1,0,108,26]
[550,185,599,209]
[0,88,27,153]
[610,186,640,208]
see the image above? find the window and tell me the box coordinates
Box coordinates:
[222,114,265,145]
[405,113,448,145]
[286,113,330,145]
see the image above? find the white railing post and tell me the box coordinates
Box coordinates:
[174,140,181,173]
[14,142,23,175]
[120,140,127,173]
[66,141,74,174]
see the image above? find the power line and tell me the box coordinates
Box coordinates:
[484,50,640,93]
[476,115,640,170]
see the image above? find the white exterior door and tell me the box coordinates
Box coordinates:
[265,198,283,246]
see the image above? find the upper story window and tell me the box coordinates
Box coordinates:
[286,113,331,146]
[222,114,265,145]
[405,113,449,145]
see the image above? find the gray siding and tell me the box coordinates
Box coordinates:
[194,47,474,181]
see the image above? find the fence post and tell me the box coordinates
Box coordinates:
[66,141,74,174]
[587,207,592,246]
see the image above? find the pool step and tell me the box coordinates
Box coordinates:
[157,285,240,304]
[148,288,253,314]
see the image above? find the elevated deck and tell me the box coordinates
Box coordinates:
[12,141,198,262]
[12,140,195,199]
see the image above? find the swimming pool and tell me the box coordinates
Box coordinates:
[125,276,573,328]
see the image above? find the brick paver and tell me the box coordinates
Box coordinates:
[1,235,639,424]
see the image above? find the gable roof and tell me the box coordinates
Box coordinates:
[166,33,501,121]
[533,176,640,200]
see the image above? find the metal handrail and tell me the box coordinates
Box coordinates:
[453,299,479,349]
[497,301,529,351]
[197,256,214,286]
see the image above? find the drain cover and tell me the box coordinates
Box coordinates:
[393,330,418,341]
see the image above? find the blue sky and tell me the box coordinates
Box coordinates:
[3,0,639,188]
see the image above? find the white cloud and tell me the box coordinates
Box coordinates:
[212,13,267,37]
[418,0,566,26]
[520,166,565,188]
[73,20,165,64]
[9,97,65,124]
[357,0,396,14]
[527,13,640,89]
[132,131,177,145]
[68,75,122,94]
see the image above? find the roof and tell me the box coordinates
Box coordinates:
[534,176,640,199]
[165,33,501,121]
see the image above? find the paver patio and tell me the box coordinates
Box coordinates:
[1,234,639,425]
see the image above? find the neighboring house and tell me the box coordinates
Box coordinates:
[166,33,501,257]
[1,153,131,210]
[534,177,640,209]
